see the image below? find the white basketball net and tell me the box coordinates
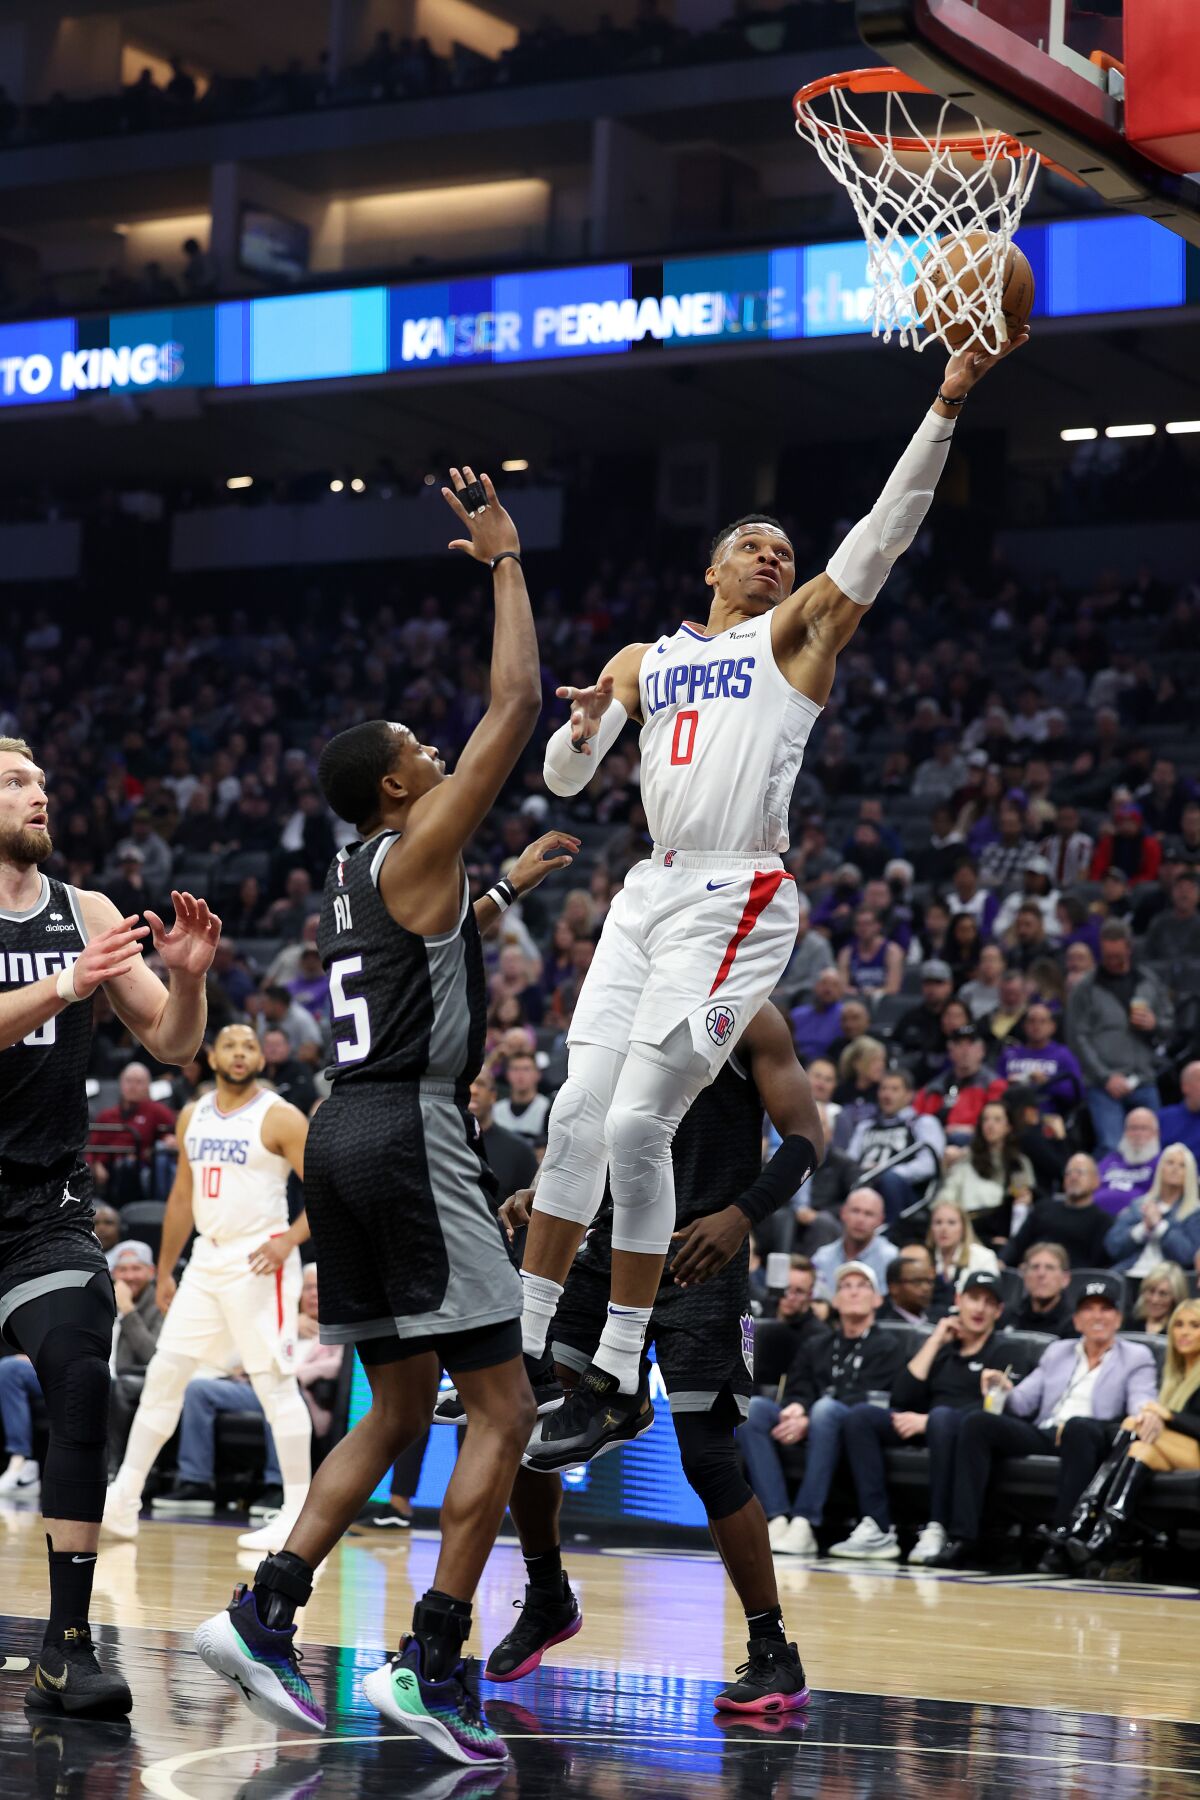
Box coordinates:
[794,81,1040,353]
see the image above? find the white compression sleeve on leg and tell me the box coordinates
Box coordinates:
[531,1041,626,1226]
[605,1026,712,1259]
[543,700,629,797]
[248,1369,313,1513]
[826,410,958,607]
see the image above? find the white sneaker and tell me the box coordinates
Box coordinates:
[828,1517,900,1561]
[0,1458,39,1499]
[237,1507,303,1554]
[779,1516,818,1556]
[908,1522,947,1566]
[767,1515,791,1548]
[101,1483,141,1541]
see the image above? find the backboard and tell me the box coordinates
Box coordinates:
[856,0,1200,247]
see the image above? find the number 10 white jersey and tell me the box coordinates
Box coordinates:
[637,611,822,855]
[185,1087,291,1242]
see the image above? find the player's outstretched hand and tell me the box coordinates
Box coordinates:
[499,1188,535,1242]
[556,674,615,753]
[144,891,222,979]
[72,915,149,998]
[442,466,521,563]
[670,1205,750,1288]
[941,326,1030,400]
[508,831,582,897]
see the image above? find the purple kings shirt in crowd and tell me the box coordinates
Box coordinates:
[995,1040,1084,1113]
[1093,1150,1161,1218]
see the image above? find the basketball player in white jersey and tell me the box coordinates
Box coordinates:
[521,336,1027,1467]
[103,1022,314,1550]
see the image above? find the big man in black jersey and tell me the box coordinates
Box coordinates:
[490,1003,824,1714]
[195,469,546,1768]
[0,736,219,1716]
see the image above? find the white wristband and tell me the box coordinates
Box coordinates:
[56,962,81,1004]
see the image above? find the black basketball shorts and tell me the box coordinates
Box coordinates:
[0,1157,110,1345]
[304,1080,523,1352]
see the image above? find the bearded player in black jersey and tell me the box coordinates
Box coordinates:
[0,737,220,1716]
[490,1001,823,1714]
[196,468,549,1769]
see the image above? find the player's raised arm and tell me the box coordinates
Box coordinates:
[543,640,645,796]
[0,912,148,1051]
[81,887,220,1066]
[474,830,581,936]
[772,334,1029,702]
[401,468,541,867]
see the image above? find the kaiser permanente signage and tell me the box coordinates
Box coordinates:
[0,216,1189,409]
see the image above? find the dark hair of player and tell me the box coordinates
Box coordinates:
[317,720,400,831]
[709,513,788,562]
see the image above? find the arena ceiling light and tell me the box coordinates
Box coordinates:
[1059,427,1097,442]
[350,477,366,493]
[225,475,253,490]
[1104,423,1156,438]
[1165,419,1200,434]
[501,458,530,472]
[330,478,344,493]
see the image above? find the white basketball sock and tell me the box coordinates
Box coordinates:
[520,1272,564,1358]
[593,1303,653,1395]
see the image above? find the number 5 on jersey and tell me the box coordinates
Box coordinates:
[330,955,372,1064]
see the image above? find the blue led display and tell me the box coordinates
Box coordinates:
[0,216,1192,407]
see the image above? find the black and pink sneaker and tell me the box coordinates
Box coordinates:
[713,1639,810,1715]
[484,1579,582,1682]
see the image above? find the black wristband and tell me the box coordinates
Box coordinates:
[734,1134,821,1231]
[936,388,967,408]
[491,551,522,570]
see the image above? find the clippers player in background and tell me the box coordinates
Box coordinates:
[0,736,219,1716]
[196,469,544,1769]
[491,1002,823,1713]
[521,339,1026,1470]
[103,1023,312,1551]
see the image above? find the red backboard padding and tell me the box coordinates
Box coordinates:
[1124,0,1200,174]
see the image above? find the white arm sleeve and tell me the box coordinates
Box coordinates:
[826,409,958,608]
[544,699,629,797]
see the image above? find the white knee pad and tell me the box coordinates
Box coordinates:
[607,1027,712,1257]
[532,1041,624,1228]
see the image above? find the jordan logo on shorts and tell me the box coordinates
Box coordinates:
[59,1182,81,1209]
[706,1004,736,1047]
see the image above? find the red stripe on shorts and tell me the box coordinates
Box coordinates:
[275,1266,284,1331]
[709,869,792,997]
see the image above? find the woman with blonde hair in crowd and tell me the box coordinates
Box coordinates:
[926,1200,1000,1314]
[1131,1262,1189,1336]
[1065,1299,1200,1565]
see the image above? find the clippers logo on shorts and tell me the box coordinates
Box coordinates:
[706,1004,736,1047]
[739,1312,755,1377]
[663,850,677,867]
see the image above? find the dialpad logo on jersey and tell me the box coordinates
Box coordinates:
[706,1004,736,1047]
[739,1312,755,1377]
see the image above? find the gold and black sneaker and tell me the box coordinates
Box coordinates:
[25,1627,133,1717]
[521,1364,653,1473]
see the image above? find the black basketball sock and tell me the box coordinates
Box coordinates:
[745,1604,787,1647]
[45,1535,96,1646]
[413,1589,472,1682]
[524,1547,565,1599]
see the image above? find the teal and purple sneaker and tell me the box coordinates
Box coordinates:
[362,1637,507,1766]
[194,1586,325,1732]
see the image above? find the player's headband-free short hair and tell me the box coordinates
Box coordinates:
[709,514,790,562]
[318,719,403,828]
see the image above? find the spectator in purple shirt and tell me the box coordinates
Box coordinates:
[1093,1108,1162,1218]
[286,946,331,1024]
[791,968,846,1065]
[995,1002,1083,1117]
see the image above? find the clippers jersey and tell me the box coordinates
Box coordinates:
[185,1088,290,1241]
[0,875,92,1166]
[638,610,822,855]
[318,832,486,1094]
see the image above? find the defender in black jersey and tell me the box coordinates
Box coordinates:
[489,1002,824,1715]
[196,467,546,1768]
[0,734,220,1717]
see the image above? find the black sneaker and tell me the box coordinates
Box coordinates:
[432,1388,466,1425]
[151,1480,216,1516]
[26,1628,133,1717]
[484,1578,582,1682]
[713,1639,810,1715]
[524,1347,565,1417]
[521,1364,652,1473]
[353,1499,413,1531]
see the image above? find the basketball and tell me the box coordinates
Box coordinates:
[915,232,1035,349]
